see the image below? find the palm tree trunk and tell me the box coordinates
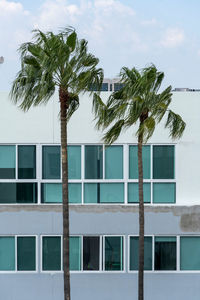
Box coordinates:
[59,88,70,300]
[138,130,144,300]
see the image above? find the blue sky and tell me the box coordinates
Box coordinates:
[1,0,200,90]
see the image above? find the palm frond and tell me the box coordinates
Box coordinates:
[165,110,186,139]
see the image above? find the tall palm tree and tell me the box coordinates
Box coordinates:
[10,27,103,300]
[94,65,185,300]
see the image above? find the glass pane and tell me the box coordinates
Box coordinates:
[85,146,103,179]
[153,145,174,179]
[17,237,36,271]
[18,146,36,179]
[69,183,81,204]
[100,183,124,203]
[105,146,123,179]
[83,237,99,271]
[42,146,60,179]
[0,237,15,270]
[180,237,200,270]
[68,146,81,179]
[0,145,15,179]
[0,183,37,203]
[84,183,98,203]
[105,236,123,271]
[130,237,152,270]
[41,183,62,203]
[128,183,151,203]
[17,183,37,203]
[155,236,176,270]
[70,237,81,271]
[42,237,61,271]
[129,146,150,179]
[153,183,176,203]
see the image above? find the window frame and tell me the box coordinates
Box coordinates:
[0,234,37,273]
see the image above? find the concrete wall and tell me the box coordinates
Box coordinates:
[0,205,200,300]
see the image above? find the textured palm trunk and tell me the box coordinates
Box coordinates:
[138,131,144,300]
[59,88,70,300]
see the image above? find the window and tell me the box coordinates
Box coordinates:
[42,146,60,179]
[41,183,82,204]
[17,237,36,271]
[129,145,150,179]
[18,145,36,179]
[42,236,61,271]
[85,146,103,179]
[84,183,124,203]
[104,236,124,271]
[83,236,100,271]
[180,237,200,270]
[0,236,36,271]
[0,183,37,203]
[0,237,15,270]
[105,146,123,179]
[128,183,151,203]
[0,146,15,179]
[153,183,176,203]
[114,83,124,91]
[153,145,174,179]
[129,236,152,270]
[128,144,175,204]
[69,237,81,271]
[154,237,176,270]
[68,146,81,179]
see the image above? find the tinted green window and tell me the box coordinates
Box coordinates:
[105,146,123,179]
[153,183,176,203]
[130,237,152,270]
[100,183,124,203]
[84,183,124,203]
[0,183,37,203]
[83,237,99,271]
[104,236,123,271]
[84,183,98,203]
[41,183,62,203]
[18,146,36,179]
[129,146,150,179]
[180,237,200,270]
[153,145,174,179]
[42,146,60,179]
[17,237,36,271]
[69,183,82,204]
[85,146,103,179]
[0,145,15,179]
[68,146,81,179]
[128,183,151,203]
[155,237,176,270]
[0,237,15,270]
[70,237,81,270]
[42,237,61,271]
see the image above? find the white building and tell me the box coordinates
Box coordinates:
[0,86,199,300]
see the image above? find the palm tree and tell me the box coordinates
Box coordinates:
[10,27,103,300]
[94,65,185,300]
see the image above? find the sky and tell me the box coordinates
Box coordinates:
[1,0,200,90]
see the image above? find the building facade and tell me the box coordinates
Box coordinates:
[0,89,200,300]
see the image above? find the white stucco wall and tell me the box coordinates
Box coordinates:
[0,91,199,205]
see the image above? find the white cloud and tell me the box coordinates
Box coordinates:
[141,18,157,26]
[160,28,185,48]
[0,0,29,16]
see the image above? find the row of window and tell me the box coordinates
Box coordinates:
[0,144,175,180]
[1,235,200,272]
[89,82,124,92]
[0,182,175,204]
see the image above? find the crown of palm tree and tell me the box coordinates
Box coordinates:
[10,27,103,119]
[94,65,185,144]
